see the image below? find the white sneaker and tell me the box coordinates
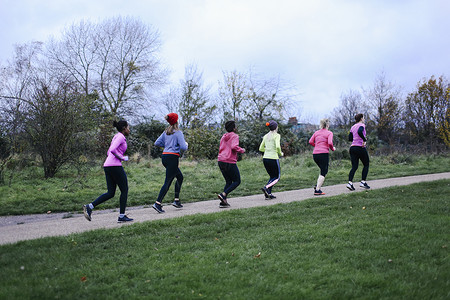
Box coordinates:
[346,183,355,191]
[360,182,370,189]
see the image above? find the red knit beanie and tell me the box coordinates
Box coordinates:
[166,113,178,125]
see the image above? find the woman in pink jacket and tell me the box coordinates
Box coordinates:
[217,121,245,208]
[309,118,335,195]
[83,120,133,223]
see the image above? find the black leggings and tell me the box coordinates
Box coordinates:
[348,146,370,181]
[263,158,280,193]
[313,153,329,177]
[157,154,183,203]
[92,166,128,214]
[218,161,241,195]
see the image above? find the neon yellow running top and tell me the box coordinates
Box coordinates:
[259,132,282,159]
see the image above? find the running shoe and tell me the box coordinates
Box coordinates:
[83,205,92,221]
[118,215,134,223]
[218,193,226,201]
[219,201,230,208]
[268,194,276,199]
[172,200,183,208]
[261,187,270,198]
[360,182,371,189]
[346,183,355,191]
[152,203,165,213]
[218,193,230,208]
[314,189,325,195]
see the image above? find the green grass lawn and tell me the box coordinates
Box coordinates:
[1,153,450,216]
[0,180,448,299]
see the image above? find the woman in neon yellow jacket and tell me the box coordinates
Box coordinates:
[259,120,283,199]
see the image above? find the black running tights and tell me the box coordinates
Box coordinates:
[157,154,183,203]
[218,161,241,195]
[92,166,128,214]
[348,146,370,182]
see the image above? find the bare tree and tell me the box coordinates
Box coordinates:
[47,16,167,118]
[1,42,44,101]
[177,64,216,128]
[364,72,403,143]
[331,89,367,128]
[0,42,44,159]
[161,86,181,116]
[218,70,247,121]
[245,70,291,121]
[1,43,101,178]
[47,20,98,95]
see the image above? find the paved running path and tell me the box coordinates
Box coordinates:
[1,172,449,245]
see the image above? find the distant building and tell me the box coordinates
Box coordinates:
[288,117,298,126]
[288,117,318,133]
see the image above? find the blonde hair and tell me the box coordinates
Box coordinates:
[165,123,179,135]
[320,118,330,129]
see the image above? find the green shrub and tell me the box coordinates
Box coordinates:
[184,126,222,159]
[389,153,414,164]
[128,120,166,158]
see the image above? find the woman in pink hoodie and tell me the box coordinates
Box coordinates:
[217,121,246,208]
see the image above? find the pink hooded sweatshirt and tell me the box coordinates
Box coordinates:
[217,132,245,164]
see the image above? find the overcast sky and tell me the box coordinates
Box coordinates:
[1,0,449,123]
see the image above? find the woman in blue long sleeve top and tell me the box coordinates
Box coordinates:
[152,113,188,213]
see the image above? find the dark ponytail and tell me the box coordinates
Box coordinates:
[355,114,364,122]
[113,120,128,132]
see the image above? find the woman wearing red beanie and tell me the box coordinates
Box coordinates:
[152,113,188,213]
